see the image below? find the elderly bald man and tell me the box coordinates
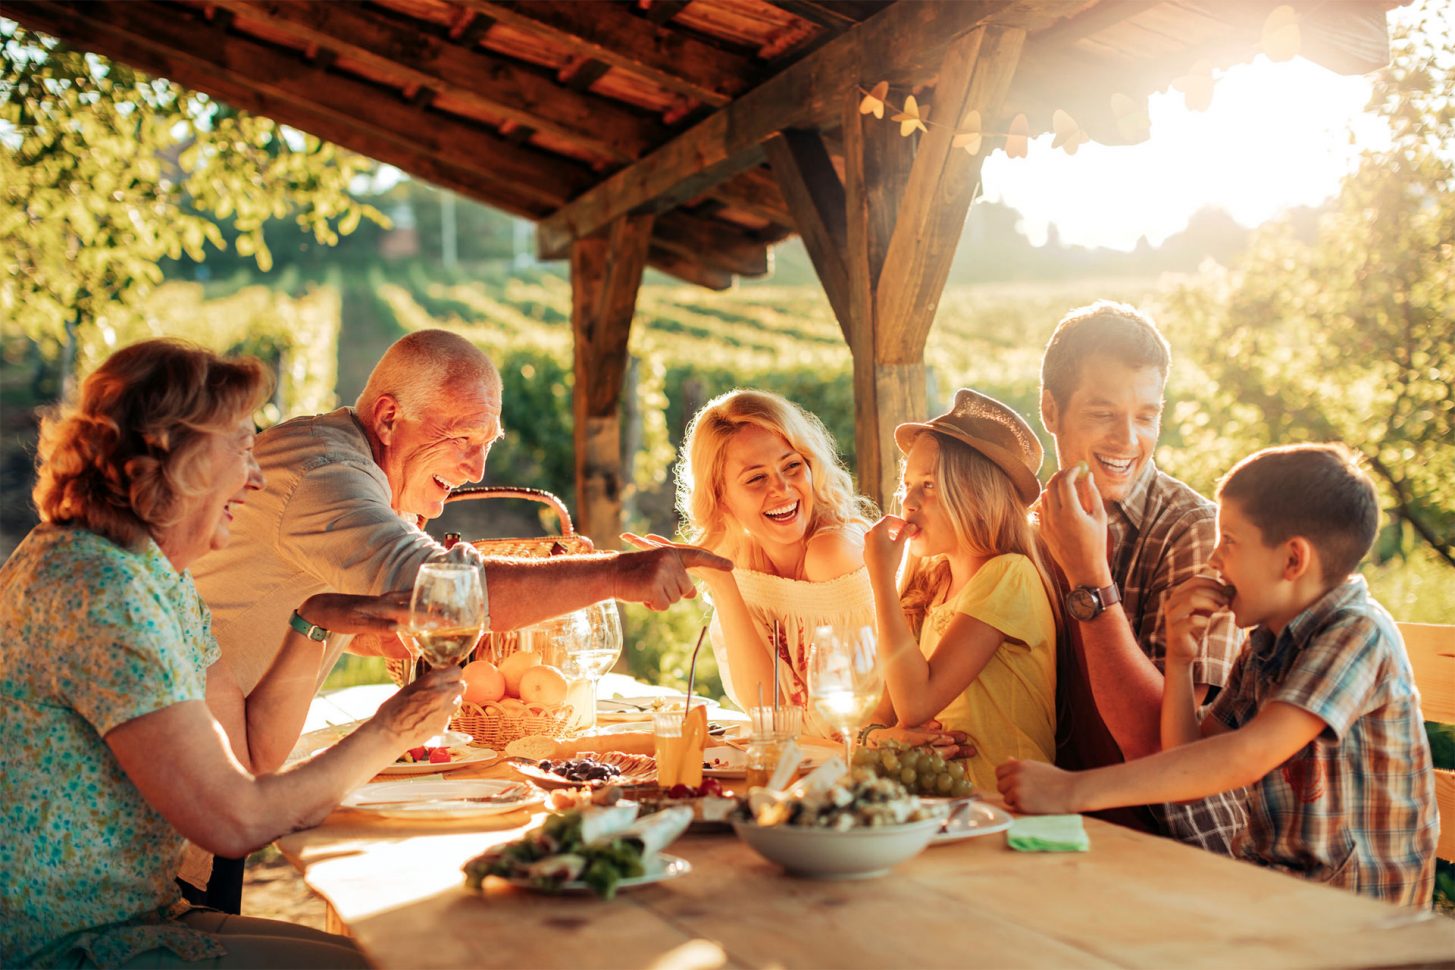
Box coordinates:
[187,330,727,906]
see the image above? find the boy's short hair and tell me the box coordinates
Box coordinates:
[1217,443,1379,582]
[1040,301,1171,408]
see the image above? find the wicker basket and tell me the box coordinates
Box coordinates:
[386,486,594,744]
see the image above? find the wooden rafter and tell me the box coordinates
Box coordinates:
[534,0,1033,258]
[652,213,770,278]
[460,1,758,108]
[763,130,850,341]
[18,1,596,206]
[205,0,667,163]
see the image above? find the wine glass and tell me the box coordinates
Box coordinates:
[562,601,623,734]
[407,562,486,673]
[807,624,882,777]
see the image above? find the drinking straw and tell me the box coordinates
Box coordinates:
[771,619,780,710]
[683,622,709,723]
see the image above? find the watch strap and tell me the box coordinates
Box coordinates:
[289,610,331,642]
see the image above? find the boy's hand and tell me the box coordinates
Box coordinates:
[996,757,1081,814]
[1163,576,1232,667]
[1038,463,1112,590]
[864,515,917,586]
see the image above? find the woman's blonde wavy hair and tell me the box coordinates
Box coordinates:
[676,389,875,565]
[896,431,1063,644]
[32,339,272,550]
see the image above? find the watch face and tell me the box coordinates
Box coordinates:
[1067,587,1099,621]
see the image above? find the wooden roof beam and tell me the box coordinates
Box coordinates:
[206,0,664,164]
[644,246,735,291]
[535,0,1029,259]
[17,1,595,207]
[460,1,757,108]
[653,212,770,278]
[8,2,562,220]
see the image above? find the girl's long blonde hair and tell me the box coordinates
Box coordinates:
[897,431,1062,642]
[676,389,875,566]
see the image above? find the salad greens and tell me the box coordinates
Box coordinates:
[463,810,646,899]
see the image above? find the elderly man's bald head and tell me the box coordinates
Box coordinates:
[357,330,500,418]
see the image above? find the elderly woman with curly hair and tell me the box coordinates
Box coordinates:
[1,339,462,969]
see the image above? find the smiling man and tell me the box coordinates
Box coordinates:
[187,329,726,907]
[1035,301,1247,855]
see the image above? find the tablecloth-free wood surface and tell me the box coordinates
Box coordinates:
[276,754,1455,970]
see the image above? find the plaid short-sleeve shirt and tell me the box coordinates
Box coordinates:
[1207,576,1437,908]
[1105,462,1247,853]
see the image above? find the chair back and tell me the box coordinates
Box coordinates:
[1399,621,1455,863]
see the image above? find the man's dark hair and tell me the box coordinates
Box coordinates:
[1217,443,1379,583]
[1040,301,1171,408]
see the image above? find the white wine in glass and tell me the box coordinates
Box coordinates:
[408,563,486,670]
[808,624,882,776]
[563,601,623,733]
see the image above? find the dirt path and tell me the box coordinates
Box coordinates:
[243,850,326,930]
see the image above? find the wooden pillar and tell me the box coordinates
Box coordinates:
[569,213,654,548]
[766,25,1025,509]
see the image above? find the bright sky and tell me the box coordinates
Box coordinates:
[980,54,1389,251]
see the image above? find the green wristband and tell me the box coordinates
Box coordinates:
[288,609,330,642]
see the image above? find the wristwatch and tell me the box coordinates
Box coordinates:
[1065,582,1121,622]
[289,609,331,641]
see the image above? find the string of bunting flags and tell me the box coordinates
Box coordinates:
[856,4,1303,157]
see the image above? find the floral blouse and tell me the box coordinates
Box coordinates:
[0,525,226,967]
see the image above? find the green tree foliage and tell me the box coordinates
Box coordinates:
[1160,5,1454,569]
[0,23,383,379]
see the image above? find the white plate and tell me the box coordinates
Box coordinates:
[341,779,536,819]
[596,720,654,735]
[597,694,713,721]
[378,745,497,776]
[701,744,828,780]
[502,853,692,894]
[930,800,1013,845]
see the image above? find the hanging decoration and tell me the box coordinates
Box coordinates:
[851,6,1297,157]
[1260,5,1302,62]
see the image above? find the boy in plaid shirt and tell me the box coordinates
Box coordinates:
[1000,444,1438,908]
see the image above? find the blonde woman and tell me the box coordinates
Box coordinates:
[1,340,461,967]
[864,388,1063,793]
[626,390,874,733]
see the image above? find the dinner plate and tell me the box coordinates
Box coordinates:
[929,799,1013,845]
[597,694,714,722]
[501,853,692,894]
[701,744,828,780]
[377,745,497,776]
[340,779,536,819]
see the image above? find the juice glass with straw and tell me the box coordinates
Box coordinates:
[653,712,703,787]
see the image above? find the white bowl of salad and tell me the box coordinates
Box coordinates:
[732,771,944,879]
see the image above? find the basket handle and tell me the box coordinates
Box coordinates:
[444,485,576,537]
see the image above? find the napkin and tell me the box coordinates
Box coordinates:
[1006,814,1090,852]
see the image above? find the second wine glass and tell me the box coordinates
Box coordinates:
[563,601,623,734]
[807,624,882,777]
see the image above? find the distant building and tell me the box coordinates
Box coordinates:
[379,201,419,260]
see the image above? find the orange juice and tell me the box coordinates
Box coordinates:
[654,732,704,787]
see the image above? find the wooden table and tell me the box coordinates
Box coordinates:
[276,757,1455,969]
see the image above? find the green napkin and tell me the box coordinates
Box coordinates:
[1006,814,1089,852]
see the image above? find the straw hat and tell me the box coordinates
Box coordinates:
[893,388,1044,504]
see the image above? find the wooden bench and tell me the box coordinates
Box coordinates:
[1400,622,1455,864]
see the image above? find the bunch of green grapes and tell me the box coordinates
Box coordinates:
[853,740,974,799]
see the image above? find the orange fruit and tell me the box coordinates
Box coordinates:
[519,664,570,707]
[498,650,542,697]
[460,660,506,705]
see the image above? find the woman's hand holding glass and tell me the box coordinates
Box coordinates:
[808,624,883,774]
[407,561,487,670]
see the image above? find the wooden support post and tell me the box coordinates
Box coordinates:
[570,213,654,548]
[837,25,1026,508]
